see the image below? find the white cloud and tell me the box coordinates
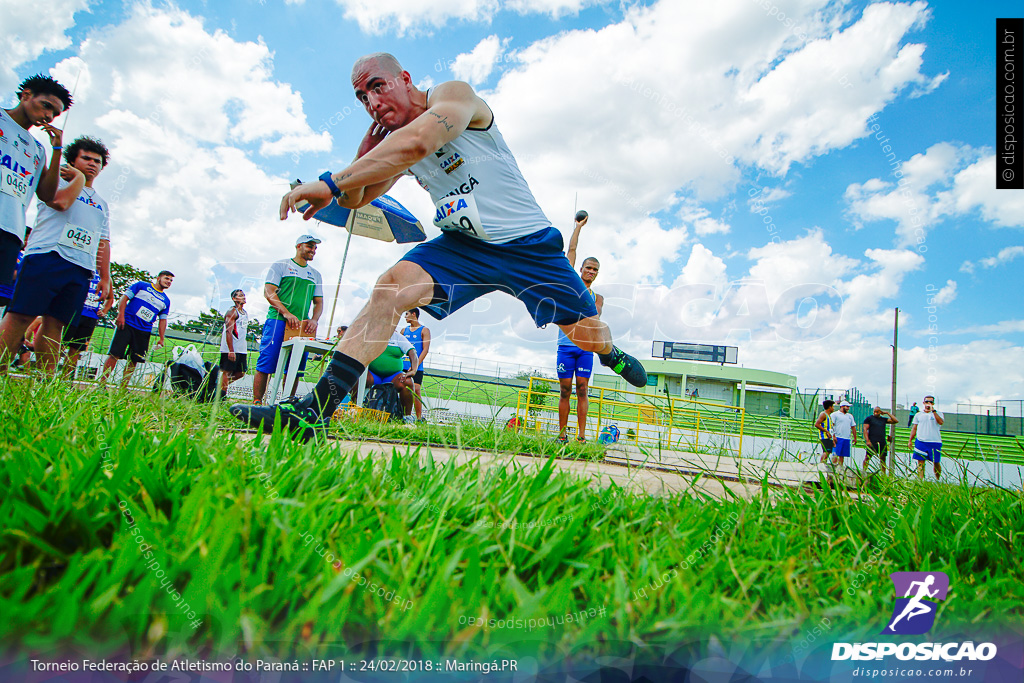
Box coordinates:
[505,0,605,17]
[451,35,507,86]
[929,279,956,305]
[946,320,1024,336]
[677,202,731,236]
[979,245,1024,269]
[51,7,329,157]
[18,4,341,321]
[0,0,88,93]
[940,155,1024,228]
[330,0,611,36]
[747,185,791,208]
[847,144,1024,247]
[844,142,969,246]
[480,0,941,254]
[737,1,941,174]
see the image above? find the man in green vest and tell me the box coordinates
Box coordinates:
[251,235,324,404]
[366,330,419,422]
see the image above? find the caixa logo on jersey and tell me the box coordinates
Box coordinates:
[832,572,997,662]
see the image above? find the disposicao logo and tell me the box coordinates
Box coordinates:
[832,572,997,662]
[884,571,948,635]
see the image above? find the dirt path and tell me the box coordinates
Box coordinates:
[232,430,795,501]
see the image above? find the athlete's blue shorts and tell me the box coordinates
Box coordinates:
[8,251,91,324]
[255,317,317,375]
[833,438,852,459]
[255,318,287,373]
[556,344,593,380]
[400,227,598,327]
[369,369,404,385]
[913,440,942,463]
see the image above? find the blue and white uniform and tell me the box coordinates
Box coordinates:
[11,180,109,324]
[80,273,103,320]
[912,410,943,462]
[400,99,597,328]
[832,410,856,459]
[556,289,596,380]
[401,325,424,372]
[108,281,170,364]
[0,108,45,244]
[0,108,46,289]
[123,281,170,333]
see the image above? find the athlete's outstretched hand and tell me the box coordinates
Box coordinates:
[575,215,588,229]
[280,179,333,221]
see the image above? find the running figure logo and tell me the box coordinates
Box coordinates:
[883,572,949,635]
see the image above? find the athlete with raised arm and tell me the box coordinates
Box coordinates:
[230,53,646,438]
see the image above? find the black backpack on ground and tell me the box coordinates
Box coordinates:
[363,383,404,422]
[165,361,221,402]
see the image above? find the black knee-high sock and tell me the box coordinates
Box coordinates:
[305,352,365,418]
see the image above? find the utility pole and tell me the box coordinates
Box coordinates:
[890,308,899,463]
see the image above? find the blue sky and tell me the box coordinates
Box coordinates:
[4,0,1022,406]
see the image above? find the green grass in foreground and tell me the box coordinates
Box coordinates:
[328,416,607,461]
[1,378,1022,662]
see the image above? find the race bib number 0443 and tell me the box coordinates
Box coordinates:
[58,224,97,253]
[433,194,489,240]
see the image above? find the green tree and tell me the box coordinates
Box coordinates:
[168,308,224,336]
[104,262,155,323]
[109,262,154,299]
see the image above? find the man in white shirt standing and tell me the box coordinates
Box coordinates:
[0,75,68,305]
[0,135,111,374]
[908,395,944,480]
[830,400,858,468]
[220,288,249,394]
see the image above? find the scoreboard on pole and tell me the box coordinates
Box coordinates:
[652,341,738,365]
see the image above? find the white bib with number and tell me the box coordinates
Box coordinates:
[433,193,489,240]
[0,166,31,202]
[57,223,97,253]
[137,307,156,323]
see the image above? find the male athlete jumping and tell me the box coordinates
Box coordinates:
[231,53,646,438]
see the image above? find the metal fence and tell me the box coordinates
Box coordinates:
[513,376,745,456]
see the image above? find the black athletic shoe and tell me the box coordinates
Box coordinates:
[598,347,648,388]
[553,435,569,444]
[228,396,327,442]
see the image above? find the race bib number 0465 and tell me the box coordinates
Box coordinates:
[0,167,31,201]
[433,194,489,240]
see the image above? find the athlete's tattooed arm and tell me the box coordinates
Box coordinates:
[281,81,487,219]
[429,112,454,132]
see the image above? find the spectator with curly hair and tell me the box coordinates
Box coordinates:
[0,134,111,374]
[1,75,72,309]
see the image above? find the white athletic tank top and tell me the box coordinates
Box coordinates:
[406,92,551,244]
[220,307,249,354]
[0,108,46,241]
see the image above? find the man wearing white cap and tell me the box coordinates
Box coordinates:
[908,395,944,480]
[831,400,858,465]
[251,234,323,404]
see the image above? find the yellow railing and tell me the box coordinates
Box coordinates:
[514,376,744,456]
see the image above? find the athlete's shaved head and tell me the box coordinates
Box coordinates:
[351,52,404,82]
